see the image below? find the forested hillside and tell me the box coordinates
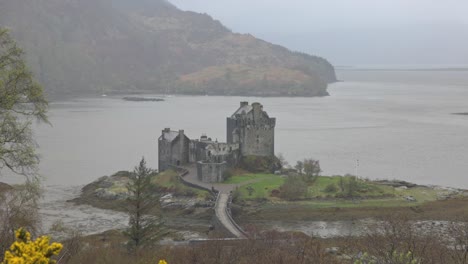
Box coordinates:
[0,0,336,98]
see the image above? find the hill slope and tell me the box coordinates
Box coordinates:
[0,0,336,98]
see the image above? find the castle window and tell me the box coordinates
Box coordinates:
[208,151,211,157]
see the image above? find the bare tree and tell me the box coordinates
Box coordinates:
[295,160,304,175]
[303,159,321,183]
[276,153,289,168]
[0,179,42,258]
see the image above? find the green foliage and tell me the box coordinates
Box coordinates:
[223,173,271,184]
[302,159,321,183]
[125,158,165,249]
[324,183,338,193]
[0,28,48,177]
[335,175,384,198]
[237,174,284,200]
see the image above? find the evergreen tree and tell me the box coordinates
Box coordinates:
[125,157,164,249]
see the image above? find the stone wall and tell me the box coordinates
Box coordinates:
[158,139,172,172]
[158,129,190,172]
[159,102,275,180]
[228,102,275,157]
[226,117,238,144]
[240,122,275,156]
[197,161,228,183]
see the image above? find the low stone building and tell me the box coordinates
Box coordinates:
[158,102,276,183]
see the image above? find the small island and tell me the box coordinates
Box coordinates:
[122,97,165,102]
[75,102,468,238]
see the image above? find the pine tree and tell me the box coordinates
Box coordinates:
[125,157,164,249]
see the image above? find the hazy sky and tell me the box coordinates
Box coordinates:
[170,0,468,31]
[169,0,468,66]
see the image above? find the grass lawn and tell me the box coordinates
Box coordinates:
[223,173,272,184]
[233,173,446,209]
[236,174,284,199]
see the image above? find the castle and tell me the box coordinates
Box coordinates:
[158,102,276,183]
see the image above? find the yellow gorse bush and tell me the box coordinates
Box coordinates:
[158,260,168,264]
[2,228,63,264]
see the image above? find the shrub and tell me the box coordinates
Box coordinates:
[279,176,308,201]
[324,183,338,193]
[2,228,63,264]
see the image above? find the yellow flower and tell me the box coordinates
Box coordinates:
[158,260,168,264]
[2,228,63,264]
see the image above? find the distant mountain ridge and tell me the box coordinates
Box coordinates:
[0,0,336,98]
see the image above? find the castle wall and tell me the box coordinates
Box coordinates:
[190,138,240,166]
[158,139,172,172]
[231,102,276,157]
[226,117,237,144]
[171,134,190,166]
[188,140,198,163]
[158,129,190,172]
[197,161,228,183]
[159,102,275,179]
[240,120,275,156]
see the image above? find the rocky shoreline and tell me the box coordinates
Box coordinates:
[69,171,214,213]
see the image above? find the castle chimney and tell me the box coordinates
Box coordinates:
[252,102,263,111]
[240,101,248,107]
[163,128,170,133]
[252,103,262,119]
[178,130,184,136]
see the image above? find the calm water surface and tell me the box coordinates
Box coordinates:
[5,70,467,189]
[2,70,468,236]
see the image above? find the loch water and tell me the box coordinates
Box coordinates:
[15,70,468,188]
[2,69,468,236]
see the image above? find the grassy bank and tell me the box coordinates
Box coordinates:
[231,174,445,203]
[226,173,467,221]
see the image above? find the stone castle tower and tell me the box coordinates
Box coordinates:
[226,102,276,157]
[158,102,275,183]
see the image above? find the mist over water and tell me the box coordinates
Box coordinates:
[3,70,468,189]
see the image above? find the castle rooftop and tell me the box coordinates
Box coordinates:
[231,101,256,117]
[160,128,184,142]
